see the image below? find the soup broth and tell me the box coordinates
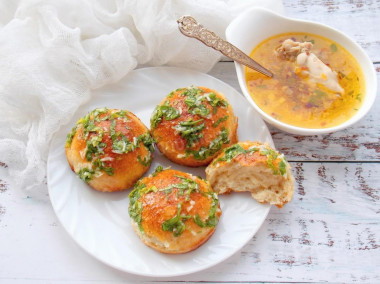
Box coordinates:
[245,33,365,129]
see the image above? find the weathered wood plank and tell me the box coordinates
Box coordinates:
[176,162,380,283]
[208,62,380,162]
[283,0,380,62]
[0,162,378,283]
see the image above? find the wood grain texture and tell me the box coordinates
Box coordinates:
[283,0,380,62]
[1,1,379,283]
[187,162,380,283]
[1,163,378,283]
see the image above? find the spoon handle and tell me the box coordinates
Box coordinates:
[177,15,273,78]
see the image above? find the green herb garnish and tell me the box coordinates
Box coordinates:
[167,88,185,98]
[159,175,200,199]
[162,204,190,237]
[137,153,152,166]
[65,126,77,147]
[279,160,287,176]
[128,172,220,237]
[70,108,155,183]
[78,167,95,183]
[180,87,203,98]
[92,158,114,176]
[180,87,227,117]
[193,192,219,228]
[308,89,327,107]
[214,143,288,176]
[189,104,210,117]
[150,103,181,128]
[128,182,148,232]
[213,143,246,164]
[330,43,338,52]
[212,115,229,127]
[174,175,199,200]
[206,92,228,107]
[152,165,164,177]
[356,93,362,102]
[174,118,205,147]
[186,128,230,160]
[213,143,259,164]
[259,148,285,176]
[138,132,155,152]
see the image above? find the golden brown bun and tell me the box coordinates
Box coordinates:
[65,108,154,192]
[129,168,221,254]
[150,86,238,167]
[206,141,294,208]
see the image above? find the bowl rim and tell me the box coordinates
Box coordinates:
[226,7,377,135]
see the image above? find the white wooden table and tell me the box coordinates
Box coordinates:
[1,1,379,283]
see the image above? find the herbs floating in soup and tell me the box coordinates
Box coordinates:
[245,33,365,128]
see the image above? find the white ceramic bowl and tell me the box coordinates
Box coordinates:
[226,8,377,135]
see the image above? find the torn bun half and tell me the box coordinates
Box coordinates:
[206,141,294,208]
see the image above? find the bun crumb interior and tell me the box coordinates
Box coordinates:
[206,141,294,208]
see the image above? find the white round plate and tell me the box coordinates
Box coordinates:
[47,67,273,277]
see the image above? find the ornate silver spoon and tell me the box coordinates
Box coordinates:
[177,15,273,78]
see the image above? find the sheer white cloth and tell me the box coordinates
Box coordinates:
[0,0,283,199]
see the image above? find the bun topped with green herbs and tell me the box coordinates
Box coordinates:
[206,141,294,208]
[65,107,154,192]
[129,167,221,254]
[150,86,238,167]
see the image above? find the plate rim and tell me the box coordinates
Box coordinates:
[47,66,272,277]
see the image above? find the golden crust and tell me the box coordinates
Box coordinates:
[65,108,154,192]
[150,86,238,167]
[129,168,221,254]
[206,141,294,208]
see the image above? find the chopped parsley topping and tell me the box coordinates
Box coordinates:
[212,115,229,127]
[139,132,155,153]
[259,147,287,176]
[92,158,114,176]
[137,152,152,166]
[279,160,287,176]
[213,144,249,164]
[67,108,154,183]
[128,172,220,237]
[162,203,190,237]
[206,92,229,108]
[110,109,130,119]
[185,128,230,160]
[78,108,108,139]
[157,175,200,199]
[167,88,185,98]
[179,86,228,118]
[173,175,199,200]
[214,143,288,176]
[151,87,231,160]
[180,87,203,97]
[174,118,205,148]
[161,87,231,159]
[150,102,181,128]
[65,126,77,147]
[128,182,148,232]
[110,129,155,155]
[151,165,164,177]
[193,192,219,228]
[189,104,210,117]
[85,133,106,161]
[77,167,95,183]
[110,119,134,154]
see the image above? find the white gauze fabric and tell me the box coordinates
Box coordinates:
[0,0,283,199]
